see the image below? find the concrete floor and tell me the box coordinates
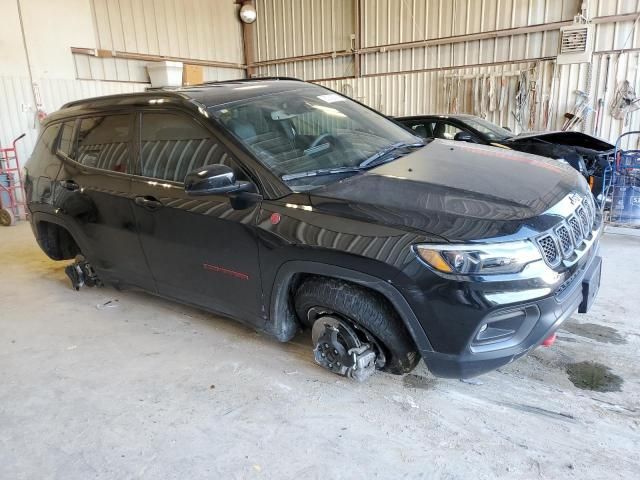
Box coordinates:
[1,222,639,479]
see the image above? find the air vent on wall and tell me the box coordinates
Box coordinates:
[557,24,594,65]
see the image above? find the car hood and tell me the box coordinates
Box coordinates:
[309,140,589,242]
[504,131,614,151]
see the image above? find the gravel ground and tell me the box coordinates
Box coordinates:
[1,222,639,479]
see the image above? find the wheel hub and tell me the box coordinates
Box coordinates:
[311,315,377,382]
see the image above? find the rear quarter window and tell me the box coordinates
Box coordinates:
[74,115,131,173]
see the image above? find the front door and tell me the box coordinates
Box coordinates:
[130,110,264,326]
[54,113,154,290]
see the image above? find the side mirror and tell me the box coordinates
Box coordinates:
[184,164,253,196]
[453,131,474,142]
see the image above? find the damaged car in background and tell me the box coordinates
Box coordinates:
[24,78,603,382]
[396,114,615,200]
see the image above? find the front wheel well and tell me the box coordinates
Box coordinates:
[292,274,420,374]
[35,221,81,260]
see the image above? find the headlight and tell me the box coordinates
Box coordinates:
[414,241,542,275]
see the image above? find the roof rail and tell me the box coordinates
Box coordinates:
[60,90,180,109]
[199,76,304,85]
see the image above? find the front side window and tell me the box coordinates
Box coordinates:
[140,112,240,183]
[75,115,131,173]
[212,86,423,191]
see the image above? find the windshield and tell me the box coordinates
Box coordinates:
[211,86,422,191]
[462,117,512,141]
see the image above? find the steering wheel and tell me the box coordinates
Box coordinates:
[309,132,341,150]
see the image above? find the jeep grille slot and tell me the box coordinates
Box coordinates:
[555,224,574,257]
[569,215,584,244]
[537,235,560,267]
[576,206,590,237]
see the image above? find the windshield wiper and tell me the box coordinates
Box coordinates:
[358,141,425,169]
[282,166,363,181]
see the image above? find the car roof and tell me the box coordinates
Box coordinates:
[56,77,315,114]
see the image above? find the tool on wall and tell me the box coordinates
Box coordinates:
[593,55,611,136]
[562,90,590,130]
[610,80,640,125]
[512,71,530,131]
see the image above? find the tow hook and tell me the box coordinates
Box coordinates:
[542,332,557,347]
[311,315,377,382]
[65,257,101,291]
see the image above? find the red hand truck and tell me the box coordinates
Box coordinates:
[0,133,27,226]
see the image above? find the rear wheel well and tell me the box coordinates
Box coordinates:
[35,221,81,260]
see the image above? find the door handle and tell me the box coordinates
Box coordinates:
[135,195,163,211]
[60,180,79,191]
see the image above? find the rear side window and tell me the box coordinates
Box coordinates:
[74,115,131,173]
[32,124,61,158]
[140,112,238,183]
[29,124,61,179]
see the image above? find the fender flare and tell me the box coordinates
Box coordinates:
[269,260,433,353]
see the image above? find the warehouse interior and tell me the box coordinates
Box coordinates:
[1,1,640,478]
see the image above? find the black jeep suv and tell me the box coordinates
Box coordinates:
[25,78,602,381]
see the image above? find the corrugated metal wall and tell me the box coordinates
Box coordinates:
[253,0,640,144]
[75,0,245,82]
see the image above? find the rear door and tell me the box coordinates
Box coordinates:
[129,110,264,325]
[53,113,154,290]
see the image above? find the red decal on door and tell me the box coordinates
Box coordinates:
[203,263,249,281]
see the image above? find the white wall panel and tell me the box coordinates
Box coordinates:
[91,0,244,63]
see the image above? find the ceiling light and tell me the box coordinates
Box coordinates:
[239,3,257,24]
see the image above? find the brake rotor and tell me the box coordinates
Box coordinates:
[310,312,381,382]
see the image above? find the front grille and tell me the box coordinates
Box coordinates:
[537,235,560,266]
[535,194,597,268]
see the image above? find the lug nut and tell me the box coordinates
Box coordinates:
[334,349,338,355]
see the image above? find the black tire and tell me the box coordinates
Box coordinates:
[295,276,420,374]
[37,222,80,260]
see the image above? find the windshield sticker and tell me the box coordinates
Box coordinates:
[317,93,345,103]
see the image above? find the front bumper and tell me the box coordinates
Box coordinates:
[421,250,602,379]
